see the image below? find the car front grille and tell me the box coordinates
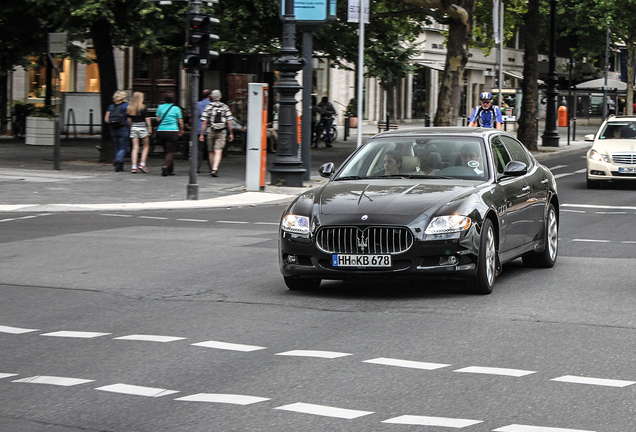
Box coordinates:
[611,152,636,165]
[315,226,414,254]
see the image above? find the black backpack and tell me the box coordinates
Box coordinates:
[108,104,125,128]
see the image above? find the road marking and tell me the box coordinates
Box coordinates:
[13,376,95,386]
[382,415,483,428]
[0,373,18,379]
[100,214,133,217]
[176,218,208,222]
[138,216,169,220]
[493,424,595,432]
[595,211,626,215]
[191,340,266,352]
[0,325,39,334]
[453,366,536,377]
[562,209,586,213]
[40,331,111,338]
[554,168,586,179]
[95,383,179,397]
[254,222,279,225]
[276,350,351,359]
[175,393,270,405]
[571,239,610,243]
[363,357,450,370]
[622,241,636,244]
[0,218,17,223]
[563,203,636,211]
[274,402,374,419]
[551,375,636,388]
[548,165,568,171]
[217,220,250,224]
[113,334,186,343]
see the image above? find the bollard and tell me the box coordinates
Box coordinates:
[424,113,430,127]
[344,115,349,141]
[89,109,94,135]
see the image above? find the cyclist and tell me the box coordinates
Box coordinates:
[468,92,503,130]
[317,96,336,148]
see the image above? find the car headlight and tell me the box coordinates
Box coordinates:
[589,149,609,163]
[425,215,471,235]
[281,214,310,235]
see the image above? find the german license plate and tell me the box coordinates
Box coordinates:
[332,254,392,268]
[618,167,636,174]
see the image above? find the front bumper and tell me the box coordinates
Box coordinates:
[587,159,636,181]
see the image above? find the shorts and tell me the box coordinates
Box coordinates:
[130,123,149,139]
[206,129,227,152]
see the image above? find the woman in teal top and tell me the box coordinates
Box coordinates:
[155,92,184,176]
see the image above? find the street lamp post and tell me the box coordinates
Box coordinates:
[541,0,560,147]
[269,0,306,187]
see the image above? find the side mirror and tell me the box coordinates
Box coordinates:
[318,162,335,178]
[584,134,595,141]
[502,160,527,177]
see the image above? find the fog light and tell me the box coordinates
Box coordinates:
[448,256,458,265]
[286,255,298,264]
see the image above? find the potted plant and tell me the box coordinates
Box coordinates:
[346,98,358,128]
[25,105,56,146]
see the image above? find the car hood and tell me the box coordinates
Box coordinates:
[318,180,481,216]
[594,140,636,153]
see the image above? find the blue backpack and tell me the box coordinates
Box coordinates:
[108,104,125,128]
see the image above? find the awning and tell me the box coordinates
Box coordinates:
[575,78,627,91]
[504,70,524,81]
[417,62,445,71]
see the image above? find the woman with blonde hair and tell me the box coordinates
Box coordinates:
[104,90,130,172]
[126,91,151,173]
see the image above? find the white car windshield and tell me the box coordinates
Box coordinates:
[336,136,489,180]
[599,122,636,139]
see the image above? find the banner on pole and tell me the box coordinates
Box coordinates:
[493,0,500,44]
[347,0,369,24]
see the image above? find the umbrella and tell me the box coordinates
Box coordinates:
[575,78,627,90]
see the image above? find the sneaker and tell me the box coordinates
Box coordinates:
[210,170,218,177]
[131,167,137,173]
[161,167,168,177]
[138,164,148,173]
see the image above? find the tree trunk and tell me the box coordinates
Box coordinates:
[434,0,474,126]
[517,0,540,150]
[0,72,7,134]
[626,33,635,115]
[90,19,118,163]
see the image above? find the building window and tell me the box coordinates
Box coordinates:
[85,49,100,92]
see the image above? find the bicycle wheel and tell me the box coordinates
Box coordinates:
[330,125,338,142]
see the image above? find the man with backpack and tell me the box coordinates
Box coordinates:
[104,90,130,172]
[468,92,503,130]
[199,90,234,177]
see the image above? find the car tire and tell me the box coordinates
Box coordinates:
[523,203,558,268]
[284,276,321,291]
[465,218,497,295]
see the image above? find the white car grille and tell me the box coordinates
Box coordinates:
[316,226,414,254]
[611,152,636,165]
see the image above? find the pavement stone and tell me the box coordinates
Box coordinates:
[0,124,595,212]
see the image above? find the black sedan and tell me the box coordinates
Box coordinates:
[279,128,559,294]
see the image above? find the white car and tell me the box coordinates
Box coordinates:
[586,115,636,188]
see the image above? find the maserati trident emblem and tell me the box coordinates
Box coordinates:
[361,215,368,221]
[357,233,369,251]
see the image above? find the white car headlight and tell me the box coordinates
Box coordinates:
[589,149,609,163]
[425,215,471,235]
[281,214,310,235]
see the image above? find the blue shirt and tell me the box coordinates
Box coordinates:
[156,103,182,131]
[469,105,503,128]
[197,98,211,135]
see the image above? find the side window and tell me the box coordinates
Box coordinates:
[501,136,531,166]
[490,136,512,174]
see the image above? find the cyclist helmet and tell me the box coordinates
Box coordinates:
[479,92,493,101]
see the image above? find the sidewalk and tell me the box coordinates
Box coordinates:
[0,123,595,213]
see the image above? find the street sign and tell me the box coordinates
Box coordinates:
[48,33,68,54]
[347,0,369,24]
[280,0,337,31]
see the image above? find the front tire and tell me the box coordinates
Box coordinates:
[465,218,497,295]
[284,276,322,291]
[523,203,558,268]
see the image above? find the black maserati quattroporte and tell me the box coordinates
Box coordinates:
[279,128,559,294]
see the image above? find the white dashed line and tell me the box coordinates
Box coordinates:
[217,220,250,224]
[622,241,636,244]
[253,222,280,225]
[571,239,610,243]
[100,214,132,217]
[562,209,586,213]
[276,350,351,359]
[40,331,111,338]
[551,375,636,388]
[176,218,208,222]
[95,383,179,397]
[0,325,39,334]
[382,415,483,428]
[113,335,186,343]
[0,218,17,223]
[547,165,568,171]
[493,424,596,432]
[274,402,374,419]
[595,211,626,215]
[562,203,636,211]
[363,357,450,370]
[13,376,95,386]
[453,366,536,377]
[554,168,586,179]
[191,340,266,352]
[138,216,169,220]
[175,393,270,405]
[0,373,18,379]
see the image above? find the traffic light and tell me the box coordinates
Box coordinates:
[183,12,220,72]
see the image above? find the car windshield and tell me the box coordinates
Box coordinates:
[336,136,489,181]
[599,122,636,139]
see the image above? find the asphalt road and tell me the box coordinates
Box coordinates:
[1,148,635,432]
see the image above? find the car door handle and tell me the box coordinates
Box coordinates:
[541,178,549,184]
[522,186,531,193]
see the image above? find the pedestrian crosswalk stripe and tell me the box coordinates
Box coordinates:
[382,415,483,428]
[454,366,536,377]
[363,357,450,370]
[95,383,179,397]
[493,424,596,432]
[13,376,95,386]
[40,331,111,338]
[275,402,373,419]
[551,375,635,388]
[175,393,270,405]
[191,340,266,352]
[276,350,351,359]
[0,373,18,379]
[113,334,186,343]
[0,325,39,334]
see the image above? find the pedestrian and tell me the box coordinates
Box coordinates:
[468,92,503,129]
[155,92,184,177]
[126,91,151,173]
[317,96,336,148]
[607,97,616,117]
[199,89,234,177]
[104,90,130,172]
[196,89,212,173]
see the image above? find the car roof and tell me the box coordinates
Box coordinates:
[373,127,509,139]
[605,115,636,123]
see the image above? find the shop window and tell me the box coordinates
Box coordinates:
[85,49,100,92]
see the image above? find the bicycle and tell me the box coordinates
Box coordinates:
[312,113,338,148]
